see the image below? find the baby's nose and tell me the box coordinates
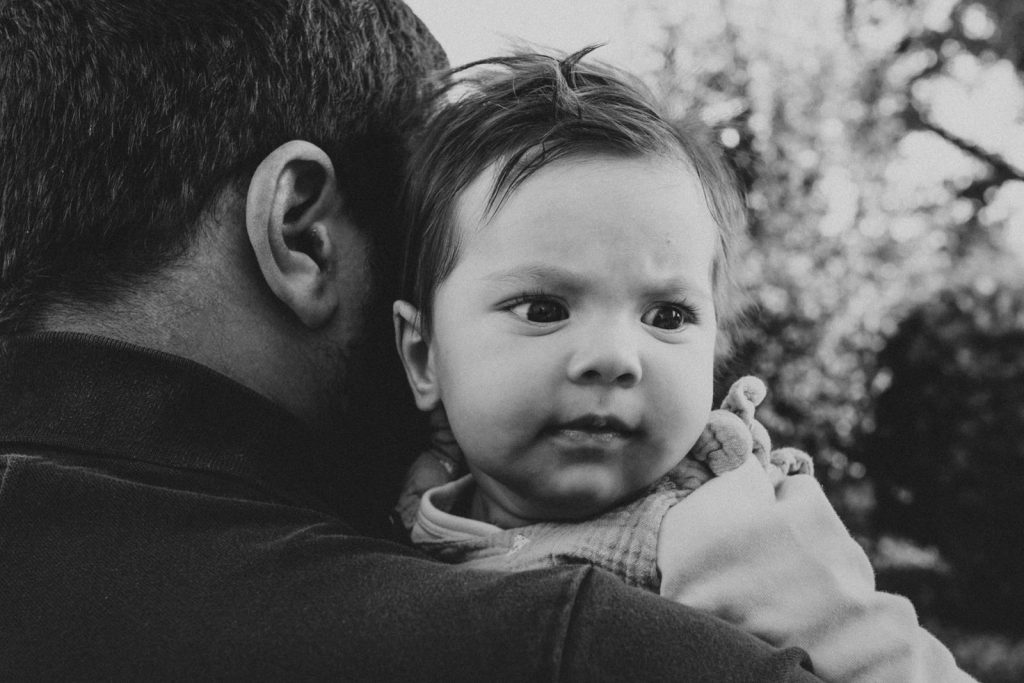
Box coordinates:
[565,322,642,387]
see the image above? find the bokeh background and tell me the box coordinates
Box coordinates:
[407,1,1024,680]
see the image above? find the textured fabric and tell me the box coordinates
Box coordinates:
[411,436,976,682]
[0,332,820,681]
[658,457,978,683]
[412,457,711,591]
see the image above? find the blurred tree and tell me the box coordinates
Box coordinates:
[637,0,1024,648]
[641,0,1024,480]
[644,0,959,493]
[880,0,1024,257]
[859,276,1024,633]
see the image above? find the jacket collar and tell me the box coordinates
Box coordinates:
[0,331,342,514]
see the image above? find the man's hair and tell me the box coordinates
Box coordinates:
[400,47,746,344]
[0,0,447,332]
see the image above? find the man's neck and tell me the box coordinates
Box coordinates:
[39,266,321,428]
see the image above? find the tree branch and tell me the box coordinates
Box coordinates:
[904,100,1024,183]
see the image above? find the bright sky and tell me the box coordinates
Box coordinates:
[404,0,667,72]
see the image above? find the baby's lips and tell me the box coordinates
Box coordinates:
[555,413,639,435]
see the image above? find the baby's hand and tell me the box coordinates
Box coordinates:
[393,407,465,531]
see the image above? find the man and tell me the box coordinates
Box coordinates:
[0,0,824,679]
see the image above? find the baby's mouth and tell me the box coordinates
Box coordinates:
[551,414,639,442]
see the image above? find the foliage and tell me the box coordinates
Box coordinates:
[860,278,1024,633]
[928,623,1024,683]
[638,0,1024,664]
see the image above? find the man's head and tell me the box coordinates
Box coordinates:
[0,0,444,334]
[0,1,447,523]
[399,48,747,346]
[0,0,445,421]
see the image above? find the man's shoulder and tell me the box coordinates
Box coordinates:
[0,451,818,681]
[0,451,572,678]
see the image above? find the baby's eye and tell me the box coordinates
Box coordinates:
[641,303,694,330]
[509,297,568,323]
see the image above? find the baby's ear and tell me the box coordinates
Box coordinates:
[393,300,441,411]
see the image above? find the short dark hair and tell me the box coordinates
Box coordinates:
[400,47,747,343]
[0,0,446,332]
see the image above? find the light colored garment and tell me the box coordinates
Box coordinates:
[413,474,689,590]
[412,457,976,683]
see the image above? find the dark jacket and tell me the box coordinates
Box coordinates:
[0,332,818,681]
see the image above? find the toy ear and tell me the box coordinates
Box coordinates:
[720,376,767,425]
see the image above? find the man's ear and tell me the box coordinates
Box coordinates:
[246,140,346,329]
[393,300,441,411]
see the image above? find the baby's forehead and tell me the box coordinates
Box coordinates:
[448,153,718,281]
[452,150,703,234]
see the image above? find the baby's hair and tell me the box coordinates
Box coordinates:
[400,46,746,346]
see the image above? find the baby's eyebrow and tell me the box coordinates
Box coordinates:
[484,265,713,302]
[643,278,714,302]
[483,264,586,292]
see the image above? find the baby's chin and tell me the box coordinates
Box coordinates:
[521,480,650,523]
[475,484,633,528]
[472,464,661,527]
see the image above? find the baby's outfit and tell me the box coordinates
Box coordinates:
[405,374,975,682]
[410,463,975,683]
[411,458,712,590]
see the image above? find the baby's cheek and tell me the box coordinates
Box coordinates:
[650,384,710,449]
[445,393,530,464]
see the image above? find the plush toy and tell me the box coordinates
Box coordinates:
[687,376,814,486]
[393,377,814,531]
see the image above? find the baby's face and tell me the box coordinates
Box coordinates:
[431,153,718,526]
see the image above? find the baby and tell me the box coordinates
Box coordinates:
[394,46,756,527]
[392,48,974,682]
